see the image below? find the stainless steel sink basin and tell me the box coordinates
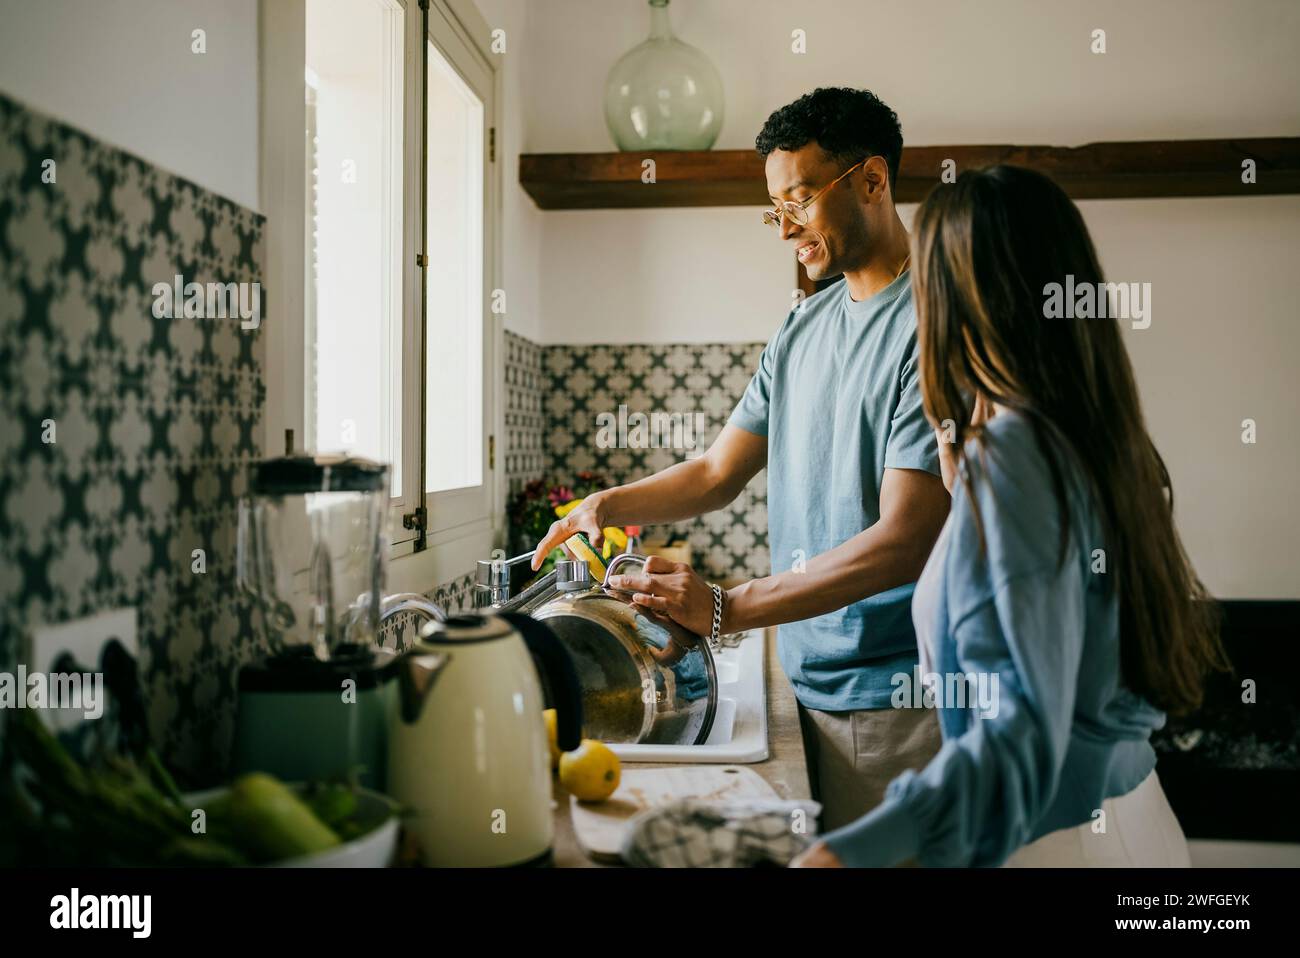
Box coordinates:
[607,629,768,764]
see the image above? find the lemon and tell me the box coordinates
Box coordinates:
[600,526,627,559]
[555,497,584,518]
[558,739,621,802]
[542,708,561,769]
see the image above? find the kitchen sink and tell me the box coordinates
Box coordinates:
[607,629,768,764]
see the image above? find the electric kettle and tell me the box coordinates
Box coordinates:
[387,612,583,867]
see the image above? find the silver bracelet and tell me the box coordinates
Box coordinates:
[707,583,723,652]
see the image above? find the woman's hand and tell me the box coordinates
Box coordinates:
[788,841,844,868]
[606,555,716,638]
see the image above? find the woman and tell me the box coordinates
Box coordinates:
[792,165,1227,867]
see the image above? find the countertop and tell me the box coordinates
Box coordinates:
[549,626,811,867]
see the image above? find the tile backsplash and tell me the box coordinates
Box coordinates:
[0,93,264,780]
[502,331,770,583]
[503,330,547,499]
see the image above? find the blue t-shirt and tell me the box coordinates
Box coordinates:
[728,272,940,711]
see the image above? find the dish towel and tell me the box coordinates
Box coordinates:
[620,799,823,868]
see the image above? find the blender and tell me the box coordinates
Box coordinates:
[233,455,443,788]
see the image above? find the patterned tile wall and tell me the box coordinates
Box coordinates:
[377,570,477,651]
[502,330,547,497]
[0,93,264,782]
[507,339,771,584]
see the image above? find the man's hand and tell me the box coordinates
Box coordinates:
[530,493,609,570]
[527,424,767,572]
[721,467,948,634]
[606,555,716,637]
[789,841,844,868]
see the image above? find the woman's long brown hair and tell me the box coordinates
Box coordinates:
[912,165,1226,715]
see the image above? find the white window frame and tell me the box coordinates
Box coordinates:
[259,0,502,595]
[392,0,426,548]
[420,0,497,545]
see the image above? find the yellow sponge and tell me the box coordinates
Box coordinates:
[564,533,607,583]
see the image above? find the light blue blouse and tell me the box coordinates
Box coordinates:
[821,410,1167,867]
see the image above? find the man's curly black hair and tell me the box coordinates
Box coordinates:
[755,87,903,194]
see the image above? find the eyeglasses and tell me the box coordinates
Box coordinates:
[762,159,866,228]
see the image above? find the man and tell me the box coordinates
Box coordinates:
[531,88,949,830]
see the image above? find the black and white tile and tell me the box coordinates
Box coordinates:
[0,92,264,781]
[502,329,546,497]
[503,337,771,583]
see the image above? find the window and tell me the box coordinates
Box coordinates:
[425,40,484,496]
[290,0,497,557]
[305,0,406,504]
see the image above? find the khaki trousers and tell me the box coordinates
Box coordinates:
[798,703,943,832]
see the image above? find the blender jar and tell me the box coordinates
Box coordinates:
[237,456,389,660]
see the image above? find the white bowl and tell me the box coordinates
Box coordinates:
[184,785,400,868]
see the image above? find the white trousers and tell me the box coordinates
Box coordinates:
[1002,770,1191,867]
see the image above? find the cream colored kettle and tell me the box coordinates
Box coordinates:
[387,612,583,867]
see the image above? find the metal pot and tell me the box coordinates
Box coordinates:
[476,552,717,746]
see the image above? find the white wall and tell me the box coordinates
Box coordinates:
[539,206,794,344]
[0,0,260,210]
[1095,195,1300,599]
[521,0,1300,153]
[493,0,1300,598]
[474,0,544,341]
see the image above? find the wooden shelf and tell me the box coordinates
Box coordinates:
[520,138,1300,209]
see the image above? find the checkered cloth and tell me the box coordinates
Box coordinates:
[620,799,823,868]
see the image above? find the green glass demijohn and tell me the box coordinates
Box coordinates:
[603,0,725,151]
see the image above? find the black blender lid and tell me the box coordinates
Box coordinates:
[249,455,388,495]
[238,645,401,692]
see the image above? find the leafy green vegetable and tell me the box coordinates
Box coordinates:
[5,710,394,867]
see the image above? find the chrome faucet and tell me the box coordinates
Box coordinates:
[379,593,447,631]
[474,550,546,609]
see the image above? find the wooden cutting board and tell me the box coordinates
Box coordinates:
[569,765,778,863]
